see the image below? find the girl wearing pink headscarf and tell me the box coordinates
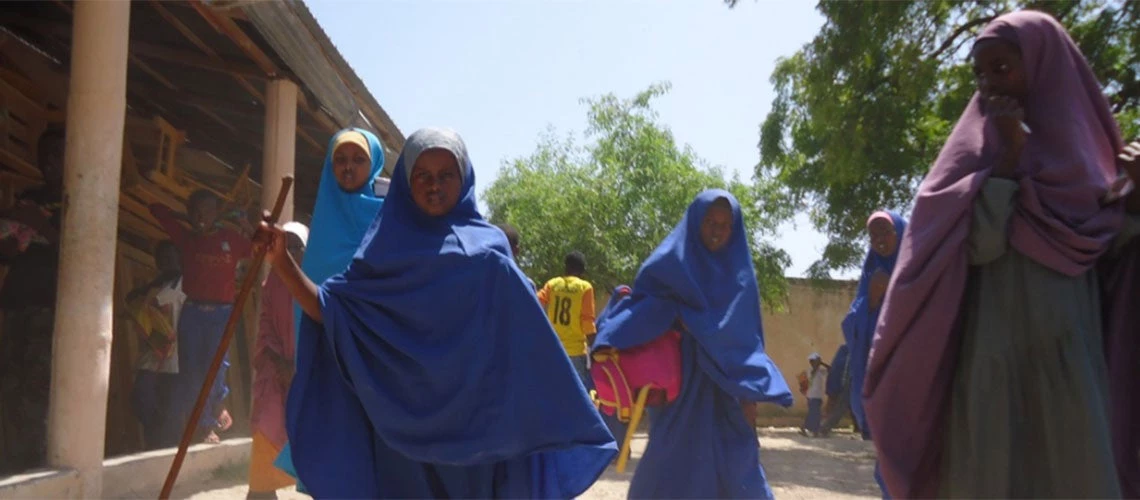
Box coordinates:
[863,11,1140,498]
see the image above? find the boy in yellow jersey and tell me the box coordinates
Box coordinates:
[537,251,596,386]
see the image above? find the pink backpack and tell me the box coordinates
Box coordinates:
[591,330,682,422]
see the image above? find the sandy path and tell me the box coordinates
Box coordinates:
[172,428,880,499]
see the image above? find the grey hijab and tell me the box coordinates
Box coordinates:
[401,127,470,184]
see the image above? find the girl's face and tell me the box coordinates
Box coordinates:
[868,217,898,257]
[410,149,463,217]
[972,39,1029,106]
[700,201,734,252]
[333,143,372,193]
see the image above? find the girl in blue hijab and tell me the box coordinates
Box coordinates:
[593,190,793,499]
[274,127,386,486]
[259,127,616,498]
[842,210,906,499]
[300,128,387,289]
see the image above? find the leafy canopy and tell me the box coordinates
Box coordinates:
[483,83,792,305]
[729,0,1139,276]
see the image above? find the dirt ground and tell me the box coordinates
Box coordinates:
[171,428,880,499]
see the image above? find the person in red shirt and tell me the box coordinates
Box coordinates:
[150,189,251,443]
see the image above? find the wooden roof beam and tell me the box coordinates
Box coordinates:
[181,1,337,138]
[128,79,261,114]
[150,1,324,151]
[189,0,280,77]
[33,2,248,142]
[129,41,272,81]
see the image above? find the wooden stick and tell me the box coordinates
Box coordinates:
[159,176,293,500]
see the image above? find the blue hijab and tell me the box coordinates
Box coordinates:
[284,128,615,498]
[293,128,386,344]
[301,128,386,287]
[843,210,907,439]
[276,129,386,483]
[593,189,792,406]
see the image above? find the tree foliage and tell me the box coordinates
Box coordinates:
[483,84,792,305]
[732,0,1139,276]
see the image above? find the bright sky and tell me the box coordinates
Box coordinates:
[309,0,853,278]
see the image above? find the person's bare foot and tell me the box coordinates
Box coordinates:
[217,409,233,432]
[203,430,221,444]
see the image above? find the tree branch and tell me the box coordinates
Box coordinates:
[929,15,996,60]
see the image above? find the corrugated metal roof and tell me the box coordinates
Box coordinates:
[240,0,403,172]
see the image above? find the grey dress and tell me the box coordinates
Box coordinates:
[941,178,1129,499]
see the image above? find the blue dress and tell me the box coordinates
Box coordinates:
[594,189,793,499]
[284,128,616,498]
[276,128,386,485]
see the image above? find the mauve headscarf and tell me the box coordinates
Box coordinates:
[863,11,1125,498]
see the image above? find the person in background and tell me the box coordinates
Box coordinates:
[818,343,850,437]
[247,222,308,500]
[847,211,905,443]
[537,251,597,387]
[593,190,792,498]
[494,222,536,290]
[150,189,251,444]
[0,127,64,474]
[845,210,906,498]
[259,127,614,497]
[800,352,828,437]
[274,127,387,487]
[127,241,186,450]
[866,11,1139,497]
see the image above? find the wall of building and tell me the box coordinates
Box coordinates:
[758,278,857,422]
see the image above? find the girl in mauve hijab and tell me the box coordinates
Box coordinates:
[864,11,1140,498]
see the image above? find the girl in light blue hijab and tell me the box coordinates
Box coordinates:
[274,127,385,489]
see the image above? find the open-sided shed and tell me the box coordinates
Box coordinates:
[0,1,403,496]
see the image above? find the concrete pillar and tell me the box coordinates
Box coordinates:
[261,79,298,220]
[46,1,130,497]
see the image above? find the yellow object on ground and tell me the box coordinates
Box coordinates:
[248,432,295,494]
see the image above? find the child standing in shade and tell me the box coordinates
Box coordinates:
[150,189,250,443]
[127,241,186,450]
[0,128,65,474]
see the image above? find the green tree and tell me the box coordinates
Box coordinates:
[730,0,1139,276]
[483,83,792,305]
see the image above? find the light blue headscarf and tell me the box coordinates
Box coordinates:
[301,128,386,287]
[278,127,384,487]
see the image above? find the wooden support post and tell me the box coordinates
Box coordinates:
[46,0,130,497]
[262,79,298,221]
